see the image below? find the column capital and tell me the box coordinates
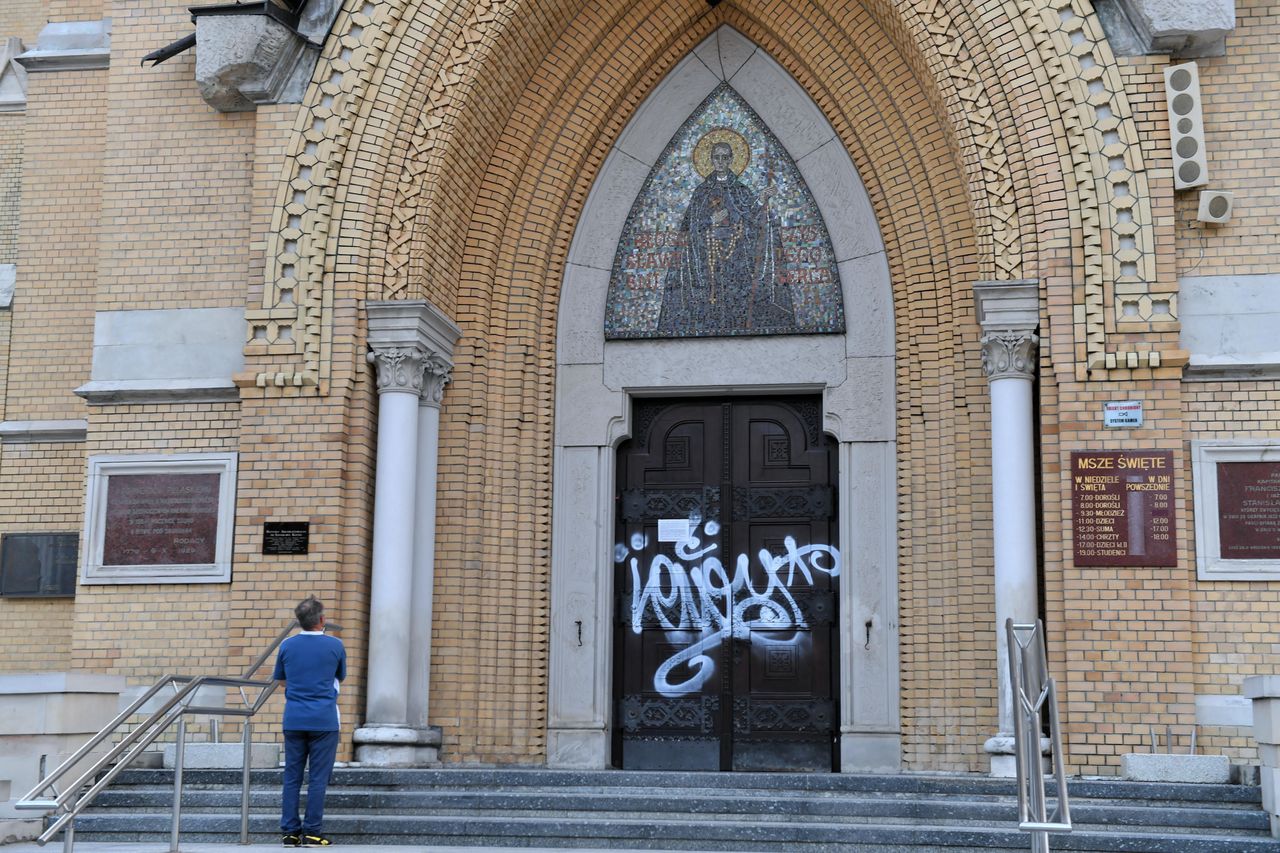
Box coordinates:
[420,355,452,406]
[367,346,428,394]
[980,332,1039,381]
[973,280,1040,381]
[367,300,462,398]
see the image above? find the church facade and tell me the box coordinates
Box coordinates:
[0,0,1276,779]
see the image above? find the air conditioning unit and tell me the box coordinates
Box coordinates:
[1164,62,1208,190]
[1196,190,1233,224]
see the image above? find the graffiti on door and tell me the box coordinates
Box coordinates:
[615,518,840,697]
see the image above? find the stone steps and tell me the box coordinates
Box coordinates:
[60,767,1280,852]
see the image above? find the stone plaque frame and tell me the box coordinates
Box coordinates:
[1191,440,1280,581]
[81,452,238,585]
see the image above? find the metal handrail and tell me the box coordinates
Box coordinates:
[14,619,336,852]
[1006,618,1072,853]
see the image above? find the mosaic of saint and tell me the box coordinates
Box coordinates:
[605,85,845,340]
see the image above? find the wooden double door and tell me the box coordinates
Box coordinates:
[613,397,839,771]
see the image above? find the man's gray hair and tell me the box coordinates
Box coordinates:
[295,596,324,631]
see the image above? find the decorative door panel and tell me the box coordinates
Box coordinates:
[614,397,839,771]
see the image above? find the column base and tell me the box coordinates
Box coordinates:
[840,731,901,773]
[984,733,1050,778]
[546,727,609,769]
[353,724,441,767]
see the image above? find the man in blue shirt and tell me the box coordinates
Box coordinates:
[273,596,346,847]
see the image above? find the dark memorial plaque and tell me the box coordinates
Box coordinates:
[263,521,310,555]
[0,533,78,596]
[1217,462,1280,559]
[1072,450,1176,567]
[101,473,220,566]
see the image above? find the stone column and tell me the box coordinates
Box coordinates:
[405,356,450,761]
[354,301,460,766]
[972,280,1041,776]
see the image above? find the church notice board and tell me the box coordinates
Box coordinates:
[1071,450,1176,567]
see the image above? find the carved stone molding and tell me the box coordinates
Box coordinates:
[420,356,452,406]
[980,332,1039,381]
[193,11,310,112]
[368,346,428,395]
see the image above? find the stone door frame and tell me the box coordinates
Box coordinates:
[547,26,901,772]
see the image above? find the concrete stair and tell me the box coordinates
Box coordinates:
[59,767,1280,851]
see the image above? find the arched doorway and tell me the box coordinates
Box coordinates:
[548,26,899,772]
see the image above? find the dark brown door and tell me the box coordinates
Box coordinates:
[613,397,838,771]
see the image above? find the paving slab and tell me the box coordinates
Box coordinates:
[0,840,732,845]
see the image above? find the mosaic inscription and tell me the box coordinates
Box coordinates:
[605,85,844,340]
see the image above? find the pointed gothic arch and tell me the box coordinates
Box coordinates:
[548,27,900,771]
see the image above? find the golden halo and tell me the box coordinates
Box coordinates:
[692,128,751,177]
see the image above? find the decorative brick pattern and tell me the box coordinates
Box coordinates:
[1020,0,1168,375]
[246,0,389,391]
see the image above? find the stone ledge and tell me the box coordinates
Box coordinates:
[1247,676,1280,700]
[15,20,110,72]
[0,673,124,694]
[161,742,279,769]
[1184,357,1280,382]
[74,379,240,405]
[0,420,87,444]
[1122,753,1232,784]
[1111,0,1236,57]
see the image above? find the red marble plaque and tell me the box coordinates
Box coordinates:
[1217,462,1280,560]
[1071,450,1176,567]
[101,473,220,566]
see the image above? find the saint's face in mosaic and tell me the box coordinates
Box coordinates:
[604,85,845,340]
[657,139,795,336]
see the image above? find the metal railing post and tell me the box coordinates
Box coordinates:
[61,799,74,853]
[240,719,253,844]
[170,716,186,853]
[1006,619,1072,853]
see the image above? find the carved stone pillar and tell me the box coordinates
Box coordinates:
[354,302,460,766]
[972,280,1041,777]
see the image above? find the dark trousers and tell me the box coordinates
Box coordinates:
[280,729,340,834]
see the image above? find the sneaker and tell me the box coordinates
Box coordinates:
[302,835,332,847]
[282,834,301,847]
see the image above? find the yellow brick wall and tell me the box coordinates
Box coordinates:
[1174,0,1279,277]
[71,404,246,691]
[0,121,20,265]
[0,442,83,671]
[8,69,102,421]
[96,0,256,311]
[1184,383,1280,762]
[47,0,104,23]
[0,0,48,45]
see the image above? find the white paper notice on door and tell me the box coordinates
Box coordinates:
[657,518,691,543]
